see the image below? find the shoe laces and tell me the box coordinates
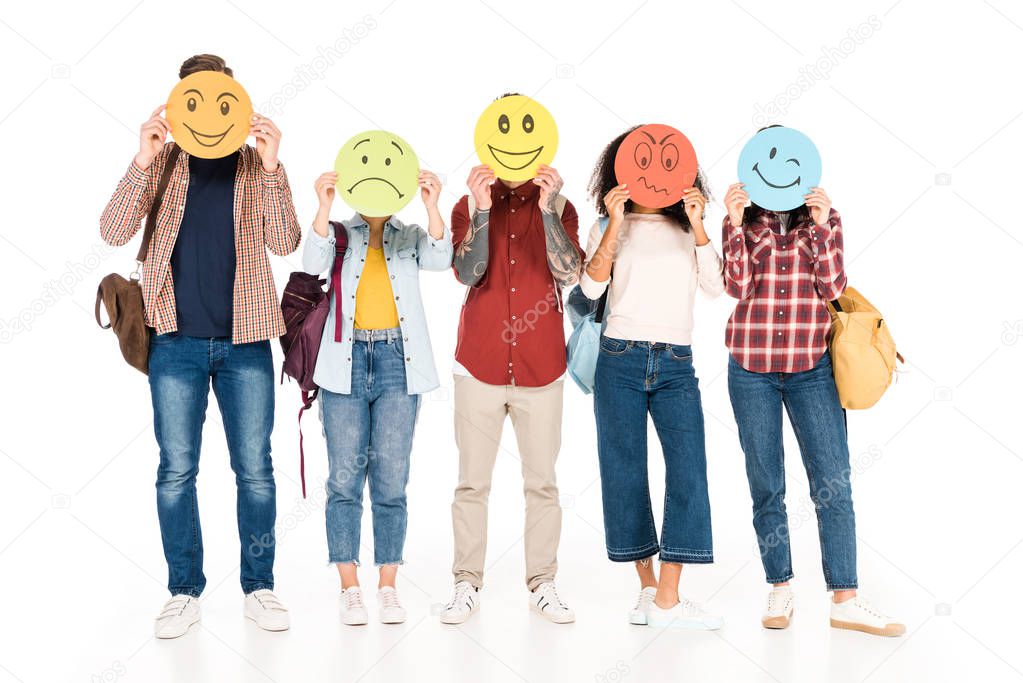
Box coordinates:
[447,582,473,610]
[767,589,790,614]
[537,582,568,610]
[380,589,402,610]
[343,589,365,610]
[158,595,192,619]
[677,596,708,617]
[634,588,655,611]
[850,597,887,620]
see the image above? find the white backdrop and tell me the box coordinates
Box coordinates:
[1,1,1020,681]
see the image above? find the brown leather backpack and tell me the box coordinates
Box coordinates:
[95,144,181,374]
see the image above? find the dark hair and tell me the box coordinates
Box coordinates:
[741,124,811,225]
[587,126,711,233]
[496,92,523,99]
[179,54,233,79]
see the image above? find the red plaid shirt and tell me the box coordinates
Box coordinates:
[722,208,846,373]
[100,143,301,344]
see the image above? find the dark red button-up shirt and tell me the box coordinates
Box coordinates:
[451,180,582,387]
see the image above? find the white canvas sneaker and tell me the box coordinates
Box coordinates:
[340,587,369,626]
[529,582,575,624]
[646,596,724,630]
[629,587,657,625]
[762,586,794,629]
[244,589,290,631]
[440,581,479,624]
[830,596,905,637]
[378,586,407,624]
[154,595,200,639]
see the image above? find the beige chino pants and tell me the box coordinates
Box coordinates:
[451,375,564,591]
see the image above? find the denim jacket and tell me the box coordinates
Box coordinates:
[302,213,453,395]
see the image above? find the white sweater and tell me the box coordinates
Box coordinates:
[579,213,725,345]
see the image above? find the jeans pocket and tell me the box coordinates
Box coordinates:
[668,344,692,361]
[599,336,628,356]
[150,331,178,345]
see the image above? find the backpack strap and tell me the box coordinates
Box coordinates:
[594,217,612,324]
[135,143,181,265]
[328,221,348,342]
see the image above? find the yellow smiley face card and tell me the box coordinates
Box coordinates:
[474,95,557,181]
[166,71,253,158]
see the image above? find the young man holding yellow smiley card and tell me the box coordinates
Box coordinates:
[442,94,583,625]
[99,54,300,639]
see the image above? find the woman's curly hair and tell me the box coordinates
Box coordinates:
[587,125,712,233]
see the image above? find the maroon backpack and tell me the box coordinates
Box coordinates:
[279,221,348,497]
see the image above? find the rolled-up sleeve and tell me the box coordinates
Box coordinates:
[416,224,453,271]
[302,227,335,275]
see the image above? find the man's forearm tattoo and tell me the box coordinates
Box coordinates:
[454,209,490,286]
[542,208,581,286]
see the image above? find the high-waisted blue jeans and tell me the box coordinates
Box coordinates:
[593,336,713,564]
[319,328,419,566]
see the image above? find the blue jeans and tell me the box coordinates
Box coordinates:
[593,337,713,564]
[727,352,857,590]
[319,328,419,566]
[148,333,277,597]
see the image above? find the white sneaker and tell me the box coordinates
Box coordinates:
[830,596,905,637]
[154,594,200,639]
[629,587,657,625]
[529,582,575,624]
[762,586,794,629]
[244,589,290,632]
[440,581,479,624]
[378,587,406,624]
[340,587,369,626]
[646,596,724,630]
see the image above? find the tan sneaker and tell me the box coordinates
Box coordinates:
[830,596,905,637]
[762,586,794,629]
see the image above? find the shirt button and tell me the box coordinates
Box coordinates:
[404,337,409,342]
[510,234,516,239]
[406,357,411,362]
[395,296,400,301]
[780,289,785,293]
[508,362,513,367]
[511,208,516,213]
[781,266,787,270]
[510,259,516,265]
[511,315,517,320]
[391,275,395,279]
[511,287,516,292]
[512,342,517,346]
[779,311,784,316]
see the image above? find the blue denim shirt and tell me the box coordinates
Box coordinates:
[302,213,453,395]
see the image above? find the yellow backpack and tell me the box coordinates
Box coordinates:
[827,286,903,410]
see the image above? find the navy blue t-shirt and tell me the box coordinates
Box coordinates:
[170,152,239,338]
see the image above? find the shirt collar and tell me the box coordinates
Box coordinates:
[494,178,539,201]
[344,213,402,231]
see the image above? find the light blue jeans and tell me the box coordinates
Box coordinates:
[319,328,419,566]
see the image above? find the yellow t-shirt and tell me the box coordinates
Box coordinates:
[354,247,400,330]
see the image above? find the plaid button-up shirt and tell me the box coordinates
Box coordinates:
[722,208,846,373]
[100,143,301,344]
